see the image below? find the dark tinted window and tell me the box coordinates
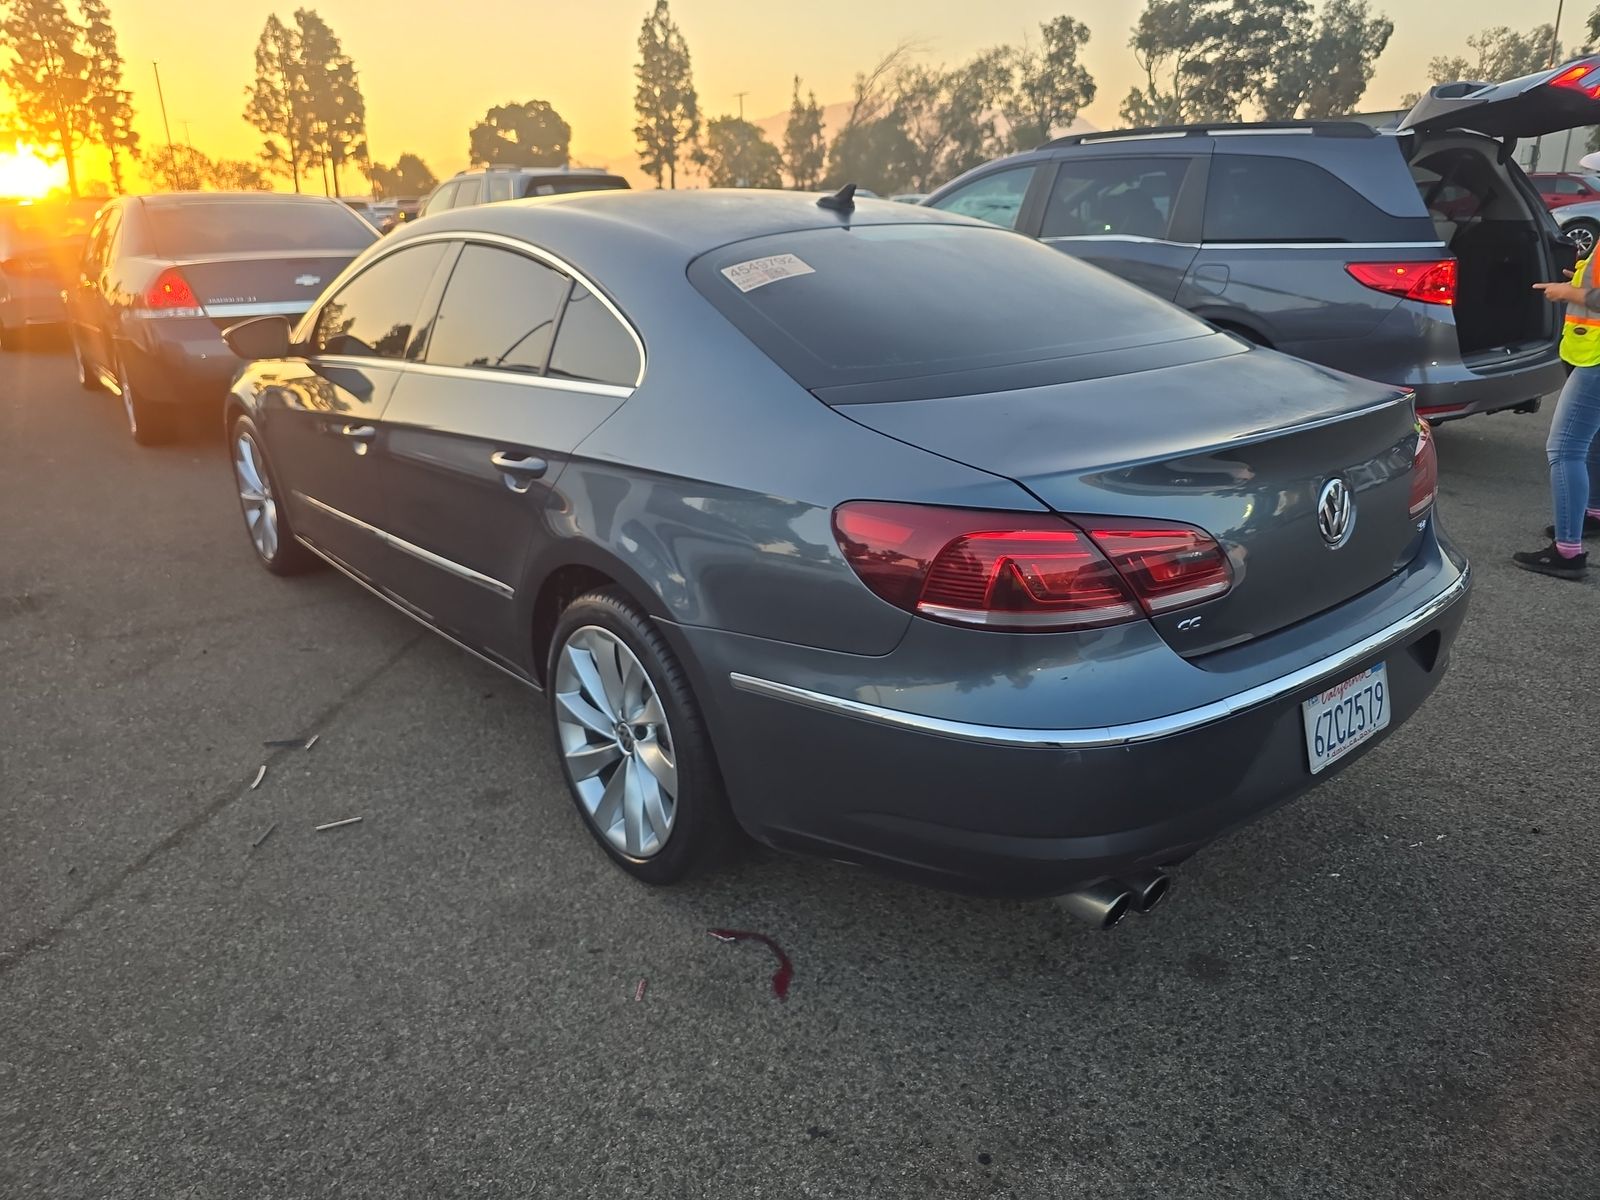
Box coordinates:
[926,166,1035,229]
[311,243,447,359]
[145,201,375,256]
[1042,157,1189,239]
[548,284,640,387]
[690,224,1209,393]
[455,178,484,208]
[425,244,570,374]
[421,181,459,217]
[523,175,631,197]
[1203,155,1422,243]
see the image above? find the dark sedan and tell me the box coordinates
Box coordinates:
[67,192,377,444]
[219,189,1470,925]
[0,196,102,349]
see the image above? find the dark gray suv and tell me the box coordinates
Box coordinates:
[927,58,1600,422]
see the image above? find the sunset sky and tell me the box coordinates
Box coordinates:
[62,0,1589,191]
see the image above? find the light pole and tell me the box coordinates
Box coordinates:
[1530,0,1567,172]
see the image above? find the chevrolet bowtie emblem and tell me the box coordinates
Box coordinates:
[294,274,322,287]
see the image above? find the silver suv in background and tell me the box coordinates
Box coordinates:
[419,167,630,219]
[927,58,1600,423]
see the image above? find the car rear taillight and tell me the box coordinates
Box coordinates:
[141,267,204,317]
[1346,259,1456,306]
[1549,61,1600,99]
[1409,420,1438,518]
[832,502,1232,631]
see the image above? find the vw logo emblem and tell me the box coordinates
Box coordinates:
[1316,477,1354,548]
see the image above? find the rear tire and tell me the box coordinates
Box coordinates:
[228,412,318,576]
[0,317,19,352]
[547,589,733,885]
[72,331,103,391]
[1566,220,1599,257]
[115,351,175,446]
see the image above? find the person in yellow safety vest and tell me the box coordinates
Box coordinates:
[1519,259,1600,580]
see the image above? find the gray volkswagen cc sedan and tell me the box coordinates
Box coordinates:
[219,188,1471,925]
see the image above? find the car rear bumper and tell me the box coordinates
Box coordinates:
[0,278,67,328]
[666,540,1471,898]
[1408,350,1566,420]
[122,319,246,406]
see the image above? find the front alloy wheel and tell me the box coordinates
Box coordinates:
[228,413,315,576]
[1568,221,1598,257]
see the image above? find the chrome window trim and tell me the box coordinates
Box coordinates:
[728,565,1469,750]
[296,492,516,599]
[1042,234,1202,248]
[294,228,646,389]
[308,355,633,399]
[1041,236,1449,252]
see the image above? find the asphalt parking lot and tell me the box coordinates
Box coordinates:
[2,340,1598,1199]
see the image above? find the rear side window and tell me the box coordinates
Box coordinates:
[524,176,631,197]
[690,223,1209,395]
[485,173,515,202]
[310,243,448,359]
[421,181,459,217]
[424,244,570,374]
[1042,157,1190,240]
[1203,155,1427,244]
[455,177,484,208]
[144,202,375,256]
[926,166,1036,229]
[548,284,640,387]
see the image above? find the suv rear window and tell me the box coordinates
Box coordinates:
[690,223,1211,397]
[521,176,630,197]
[1203,154,1433,244]
[145,201,376,256]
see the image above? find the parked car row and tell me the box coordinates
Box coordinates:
[0,196,104,350]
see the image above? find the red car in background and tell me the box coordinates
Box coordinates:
[1528,171,1600,210]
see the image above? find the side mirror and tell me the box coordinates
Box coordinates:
[223,315,293,360]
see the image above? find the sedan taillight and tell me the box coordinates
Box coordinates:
[139,267,205,318]
[832,502,1232,632]
[1409,420,1438,518]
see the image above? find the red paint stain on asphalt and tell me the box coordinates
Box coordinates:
[708,929,793,1000]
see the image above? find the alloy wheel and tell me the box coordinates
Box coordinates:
[554,626,678,859]
[233,432,280,562]
[1570,225,1597,256]
[117,358,138,436]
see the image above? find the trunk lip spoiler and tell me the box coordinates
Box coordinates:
[728,563,1469,750]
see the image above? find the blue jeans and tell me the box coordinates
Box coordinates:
[1548,365,1600,544]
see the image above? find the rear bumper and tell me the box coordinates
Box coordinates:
[0,278,66,328]
[667,543,1471,898]
[123,319,244,406]
[1409,350,1566,421]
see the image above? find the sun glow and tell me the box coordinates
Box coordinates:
[0,145,69,199]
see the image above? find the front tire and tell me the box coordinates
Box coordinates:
[116,351,175,446]
[548,589,732,884]
[229,413,317,576]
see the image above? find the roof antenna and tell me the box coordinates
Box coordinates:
[817,183,856,213]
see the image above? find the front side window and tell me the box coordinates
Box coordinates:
[485,173,515,202]
[310,243,448,359]
[424,244,570,374]
[454,177,484,208]
[926,166,1036,229]
[1041,157,1190,240]
[548,284,640,387]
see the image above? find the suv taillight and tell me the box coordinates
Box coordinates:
[141,267,204,317]
[1409,420,1438,518]
[832,502,1232,632]
[1346,259,1457,306]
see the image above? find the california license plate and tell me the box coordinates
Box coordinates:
[1302,663,1390,775]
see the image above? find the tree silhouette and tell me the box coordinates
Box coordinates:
[365,153,437,198]
[1,0,91,196]
[295,9,366,196]
[79,0,138,193]
[782,77,825,190]
[1004,16,1097,150]
[468,101,571,168]
[700,116,782,188]
[244,14,312,192]
[633,0,699,188]
[1260,0,1393,119]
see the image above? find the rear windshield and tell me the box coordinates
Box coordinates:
[144,201,377,257]
[689,223,1212,396]
[521,176,630,198]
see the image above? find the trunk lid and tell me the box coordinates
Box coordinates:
[1398,55,1600,139]
[835,349,1426,656]
[167,252,354,323]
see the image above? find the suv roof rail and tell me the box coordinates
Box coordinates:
[1040,120,1378,149]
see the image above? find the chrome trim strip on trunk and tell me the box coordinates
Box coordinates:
[207,300,313,319]
[294,492,516,599]
[728,565,1470,750]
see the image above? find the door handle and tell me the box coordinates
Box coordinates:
[489,451,548,478]
[339,423,376,440]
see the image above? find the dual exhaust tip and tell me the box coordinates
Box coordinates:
[1056,870,1170,929]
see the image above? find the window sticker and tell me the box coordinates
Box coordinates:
[720,253,815,293]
